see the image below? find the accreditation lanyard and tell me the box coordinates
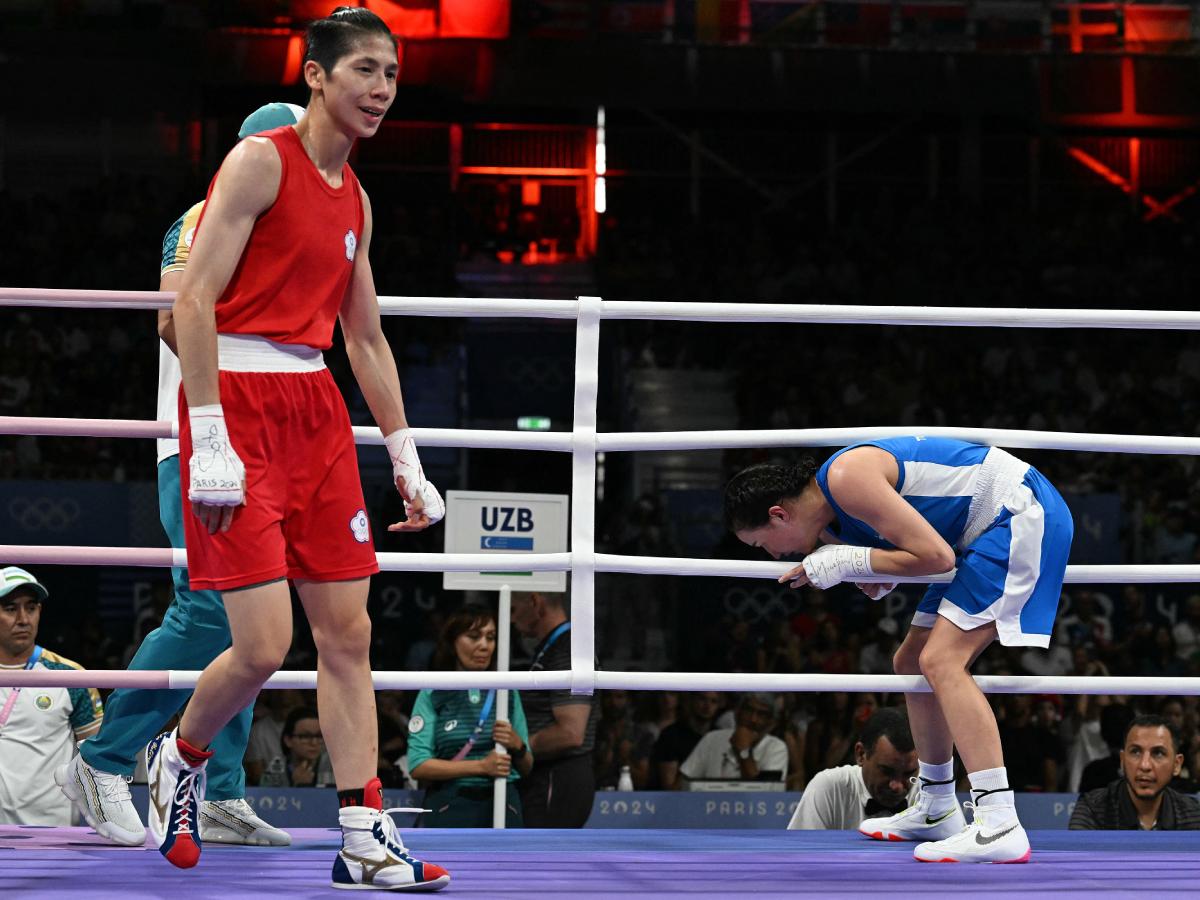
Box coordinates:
[0,645,43,735]
[450,689,497,761]
[530,622,571,672]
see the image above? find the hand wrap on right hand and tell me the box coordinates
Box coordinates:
[384,428,445,525]
[187,404,245,506]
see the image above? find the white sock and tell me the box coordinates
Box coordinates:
[918,759,955,793]
[968,767,1018,825]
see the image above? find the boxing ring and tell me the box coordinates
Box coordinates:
[2,288,1200,897]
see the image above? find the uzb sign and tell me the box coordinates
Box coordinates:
[444,490,568,591]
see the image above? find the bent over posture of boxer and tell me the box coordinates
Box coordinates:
[726,436,1073,863]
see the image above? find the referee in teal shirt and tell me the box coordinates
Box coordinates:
[409,604,532,826]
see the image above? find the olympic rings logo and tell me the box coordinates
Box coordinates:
[8,496,81,532]
[722,585,792,623]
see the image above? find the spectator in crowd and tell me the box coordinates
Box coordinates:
[804,692,859,776]
[0,567,103,825]
[1145,626,1188,678]
[858,617,901,676]
[1077,702,1135,793]
[789,708,919,831]
[1151,509,1197,564]
[1058,591,1113,652]
[604,691,681,789]
[1064,694,1117,793]
[631,690,678,776]
[408,604,531,826]
[1070,714,1200,830]
[997,694,1066,792]
[654,691,721,790]
[594,689,639,790]
[243,688,306,786]
[1020,638,1074,677]
[258,706,335,789]
[511,590,598,827]
[758,619,804,674]
[776,693,811,791]
[679,692,788,784]
[1171,595,1200,665]
[377,691,414,789]
[1156,697,1199,791]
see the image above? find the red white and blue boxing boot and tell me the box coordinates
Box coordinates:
[146,729,210,869]
[333,790,450,891]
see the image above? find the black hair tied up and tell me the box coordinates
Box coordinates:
[722,457,817,532]
[304,6,396,75]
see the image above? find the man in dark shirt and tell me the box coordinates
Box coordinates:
[1070,714,1200,830]
[511,590,599,827]
[653,691,722,790]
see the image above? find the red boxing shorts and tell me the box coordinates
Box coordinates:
[179,368,380,591]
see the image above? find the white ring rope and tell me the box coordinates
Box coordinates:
[2,544,1199,585]
[3,668,1199,697]
[5,417,1200,456]
[10,287,1200,329]
[4,287,1200,697]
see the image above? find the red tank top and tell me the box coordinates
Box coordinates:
[205,126,364,349]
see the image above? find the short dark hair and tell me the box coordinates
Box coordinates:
[304,6,396,75]
[431,603,496,671]
[1125,713,1183,755]
[281,705,320,754]
[723,458,818,532]
[861,707,915,755]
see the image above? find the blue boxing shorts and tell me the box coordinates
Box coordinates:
[911,467,1074,648]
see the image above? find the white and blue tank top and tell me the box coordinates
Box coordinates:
[815,437,1031,551]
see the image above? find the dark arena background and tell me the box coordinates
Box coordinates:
[3,2,1200,897]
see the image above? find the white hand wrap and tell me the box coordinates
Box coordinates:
[801,544,874,589]
[384,428,445,524]
[187,404,245,506]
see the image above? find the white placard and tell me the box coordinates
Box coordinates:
[443,490,569,591]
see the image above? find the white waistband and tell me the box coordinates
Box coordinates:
[960,446,1031,549]
[217,334,325,373]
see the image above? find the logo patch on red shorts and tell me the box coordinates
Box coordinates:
[350,509,370,543]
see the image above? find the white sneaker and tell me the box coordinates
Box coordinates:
[201,798,291,846]
[859,789,966,842]
[913,802,1031,864]
[333,806,450,891]
[146,730,208,869]
[55,755,146,846]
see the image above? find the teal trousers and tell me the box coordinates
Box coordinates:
[79,458,252,800]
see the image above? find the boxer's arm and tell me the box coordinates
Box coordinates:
[825,447,956,576]
[174,138,279,406]
[779,447,954,590]
[174,139,279,530]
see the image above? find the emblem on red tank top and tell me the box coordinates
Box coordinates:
[350,509,370,543]
[344,229,357,262]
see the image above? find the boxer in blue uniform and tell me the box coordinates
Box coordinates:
[724,437,1073,863]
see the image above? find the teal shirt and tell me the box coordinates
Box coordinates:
[408,688,529,788]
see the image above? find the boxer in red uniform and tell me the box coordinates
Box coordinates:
[151,8,449,891]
